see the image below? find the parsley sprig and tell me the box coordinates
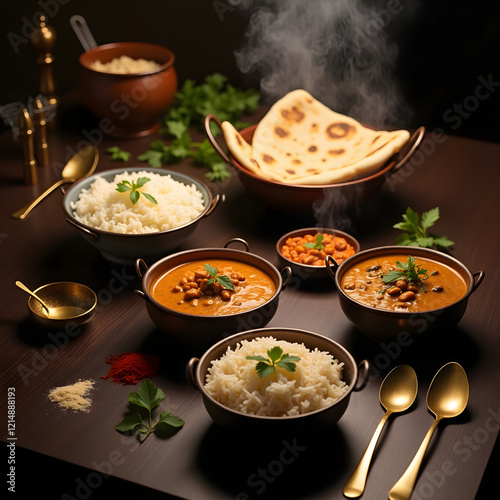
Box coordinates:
[116,177,158,205]
[204,263,234,290]
[115,380,184,443]
[106,146,131,162]
[246,346,300,379]
[303,234,324,250]
[138,73,260,181]
[382,256,429,290]
[394,207,454,251]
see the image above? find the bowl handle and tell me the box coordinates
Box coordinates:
[204,192,225,218]
[186,357,200,390]
[325,255,340,282]
[135,258,149,279]
[280,266,292,291]
[224,238,249,251]
[66,218,100,243]
[354,360,370,391]
[204,114,235,165]
[471,270,485,293]
[390,125,426,174]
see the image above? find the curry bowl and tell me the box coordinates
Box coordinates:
[79,42,177,138]
[186,327,369,430]
[276,227,360,284]
[134,239,292,347]
[205,114,425,213]
[327,245,485,341]
[63,167,222,265]
[26,281,97,329]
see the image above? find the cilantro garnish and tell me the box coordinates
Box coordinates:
[246,346,300,379]
[303,234,324,250]
[382,256,429,290]
[116,177,157,205]
[204,263,235,290]
[106,146,131,162]
[393,207,454,251]
[115,380,184,443]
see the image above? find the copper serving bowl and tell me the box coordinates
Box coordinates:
[326,246,485,342]
[186,327,369,430]
[63,167,222,265]
[205,114,425,213]
[276,227,360,284]
[79,42,177,138]
[134,239,292,347]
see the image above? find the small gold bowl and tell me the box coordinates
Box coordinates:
[27,282,97,329]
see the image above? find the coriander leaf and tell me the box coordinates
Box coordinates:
[420,207,440,232]
[129,190,140,205]
[128,379,165,411]
[431,235,455,248]
[381,256,428,286]
[166,120,188,139]
[267,346,284,363]
[137,149,164,168]
[116,181,132,192]
[246,347,300,378]
[245,355,268,362]
[115,413,144,433]
[415,236,436,248]
[276,357,301,372]
[216,275,235,290]
[135,177,150,188]
[303,234,324,250]
[382,270,405,283]
[107,146,131,162]
[155,411,185,429]
[204,263,217,277]
[255,362,276,379]
[142,193,158,205]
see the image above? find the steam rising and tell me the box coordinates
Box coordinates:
[234,0,413,228]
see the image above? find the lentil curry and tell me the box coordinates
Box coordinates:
[151,259,276,316]
[341,254,467,312]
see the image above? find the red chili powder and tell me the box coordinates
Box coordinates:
[101,352,161,385]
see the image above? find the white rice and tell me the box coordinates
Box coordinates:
[204,336,348,417]
[71,171,205,234]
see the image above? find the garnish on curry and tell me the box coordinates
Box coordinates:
[341,255,467,312]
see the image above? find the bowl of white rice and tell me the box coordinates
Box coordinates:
[63,167,222,264]
[187,327,369,430]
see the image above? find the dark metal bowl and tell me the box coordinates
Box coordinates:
[134,239,292,347]
[326,246,485,342]
[205,114,425,213]
[186,327,369,431]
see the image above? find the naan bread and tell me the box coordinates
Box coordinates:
[222,89,410,185]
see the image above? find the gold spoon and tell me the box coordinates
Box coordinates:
[15,281,85,319]
[388,362,469,500]
[343,365,418,498]
[12,145,98,220]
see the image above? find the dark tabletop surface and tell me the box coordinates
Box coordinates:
[1,100,499,500]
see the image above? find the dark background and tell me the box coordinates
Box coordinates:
[1,0,499,142]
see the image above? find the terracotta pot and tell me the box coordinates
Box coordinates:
[79,42,177,138]
[327,245,485,342]
[186,327,370,431]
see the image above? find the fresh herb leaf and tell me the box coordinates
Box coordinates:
[394,207,454,251]
[382,256,429,290]
[115,380,184,443]
[246,346,300,378]
[116,177,158,205]
[204,263,235,290]
[106,146,131,162]
[139,73,260,181]
[303,234,324,250]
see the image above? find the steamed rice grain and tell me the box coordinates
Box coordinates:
[204,337,348,417]
[71,171,205,234]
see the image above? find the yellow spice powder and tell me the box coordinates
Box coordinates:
[48,379,95,412]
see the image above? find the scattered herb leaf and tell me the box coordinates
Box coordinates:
[106,146,131,162]
[382,256,429,291]
[204,263,235,290]
[138,73,260,181]
[303,234,324,250]
[115,379,184,443]
[393,207,454,251]
[116,177,158,205]
[246,346,301,379]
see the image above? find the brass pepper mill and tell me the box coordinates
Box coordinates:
[19,108,38,185]
[34,98,49,167]
[30,15,58,112]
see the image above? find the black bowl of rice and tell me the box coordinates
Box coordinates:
[187,327,369,430]
[63,167,223,264]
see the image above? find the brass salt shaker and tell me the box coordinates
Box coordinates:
[34,98,49,167]
[19,108,38,185]
[30,15,58,111]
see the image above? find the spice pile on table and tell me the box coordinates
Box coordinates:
[101,352,161,385]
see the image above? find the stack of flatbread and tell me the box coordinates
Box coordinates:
[222,89,410,185]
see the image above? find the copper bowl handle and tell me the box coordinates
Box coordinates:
[354,360,370,391]
[224,238,250,251]
[135,258,149,279]
[186,357,200,390]
[204,192,225,217]
[472,270,485,293]
[66,218,99,243]
[325,255,340,282]
[280,266,292,291]
[391,125,426,173]
[204,114,234,165]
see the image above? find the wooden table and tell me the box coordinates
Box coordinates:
[1,101,499,499]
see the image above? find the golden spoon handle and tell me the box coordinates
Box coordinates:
[11,178,72,219]
[343,411,392,498]
[15,281,50,315]
[388,417,441,500]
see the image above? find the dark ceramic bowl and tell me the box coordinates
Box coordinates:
[79,42,177,138]
[186,327,369,430]
[63,167,222,265]
[327,246,485,342]
[276,227,360,283]
[205,114,425,213]
[134,239,292,347]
